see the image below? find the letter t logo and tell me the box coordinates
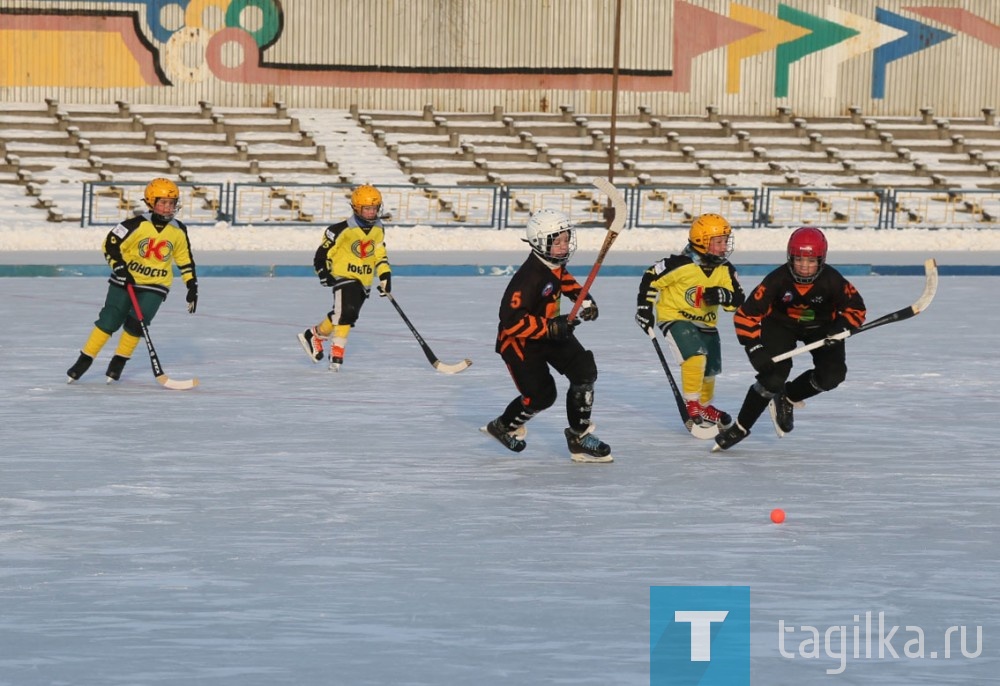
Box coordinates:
[674,611,729,661]
[650,586,750,685]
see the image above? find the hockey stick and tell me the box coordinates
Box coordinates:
[568,177,627,321]
[126,283,199,390]
[648,329,718,440]
[771,258,938,363]
[383,291,472,374]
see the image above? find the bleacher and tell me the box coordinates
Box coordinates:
[0,99,343,223]
[2,100,1000,227]
[354,103,1000,191]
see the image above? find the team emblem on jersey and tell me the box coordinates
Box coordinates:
[685,286,702,306]
[541,282,555,297]
[794,307,817,322]
[138,237,172,261]
[781,291,794,303]
[352,239,376,259]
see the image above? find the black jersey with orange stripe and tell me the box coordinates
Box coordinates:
[495,254,583,359]
[734,265,866,346]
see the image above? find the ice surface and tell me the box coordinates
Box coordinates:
[1,274,997,685]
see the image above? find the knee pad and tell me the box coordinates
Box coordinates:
[752,381,778,400]
[754,367,786,395]
[568,349,597,385]
[526,380,558,412]
[811,366,846,392]
[123,317,142,338]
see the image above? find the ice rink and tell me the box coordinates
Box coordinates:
[1,273,997,685]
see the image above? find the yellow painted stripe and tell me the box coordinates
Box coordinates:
[1,31,148,87]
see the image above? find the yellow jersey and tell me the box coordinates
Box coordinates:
[104,214,196,296]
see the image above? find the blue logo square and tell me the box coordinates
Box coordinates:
[650,586,750,686]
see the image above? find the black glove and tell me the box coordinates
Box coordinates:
[746,343,774,374]
[701,286,734,307]
[823,323,853,346]
[578,298,598,322]
[317,267,335,287]
[378,272,392,297]
[186,279,198,314]
[547,314,577,340]
[635,304,654,334]
[112,261,135,285]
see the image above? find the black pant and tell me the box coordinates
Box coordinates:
[736,323,848,430]
[498,335,597,431]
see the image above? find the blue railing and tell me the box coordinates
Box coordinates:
[82,181,1000,230]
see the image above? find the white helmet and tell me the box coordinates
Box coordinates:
[524,208,576,266]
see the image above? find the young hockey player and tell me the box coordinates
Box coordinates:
[482,208,610,463]
[66,177,198,383]
[298,184,392,371]
[714,226,867,451]
[636,213,745,434]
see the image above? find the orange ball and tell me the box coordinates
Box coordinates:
[770,508,786,524]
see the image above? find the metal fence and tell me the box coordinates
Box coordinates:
[82,182,1000,230]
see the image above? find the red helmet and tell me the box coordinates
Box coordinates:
[787,227,827,283]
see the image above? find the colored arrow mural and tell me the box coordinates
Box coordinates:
[905,7,1000,48]
[774,5,859,98]
[820,7,906,99]
[872,8,955,99]
[726,3,810,94]
[666,0,761,92]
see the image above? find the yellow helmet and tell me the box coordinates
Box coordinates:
[350,184,383,215]
[144,177,180,209]
[688,213,733,263]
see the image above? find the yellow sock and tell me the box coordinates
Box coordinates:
[700,376,716,407]
[81,327,111,358]
[680,355,707,400]
[331,324,350,352]
[113,332,141,358]
[315,318,334,338]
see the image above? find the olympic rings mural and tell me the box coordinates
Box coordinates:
[0,0,282,87]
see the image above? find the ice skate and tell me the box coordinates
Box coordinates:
[685,399,704,425]
[328,345,345,372]
[66,353,94,383]
[105,354,129,383]
[684,399,720,439]
[482,418,527,453]
[712,422,749,452]
[768,395,795,436]
[297,327,325,362]
[700,403,734,430]
[565,423,613,463]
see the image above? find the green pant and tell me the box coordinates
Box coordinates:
[662,320,723,377]
[95,285,165,337]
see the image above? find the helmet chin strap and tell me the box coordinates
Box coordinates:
[532,249,566,269]
[149,212,173,227]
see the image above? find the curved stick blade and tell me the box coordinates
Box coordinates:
[689,422,720,440]
[157,375,200,390]
[432,359,472,375]
[913,258,938,314]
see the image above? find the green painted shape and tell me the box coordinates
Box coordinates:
[226,0,282,48]
[774,4,859,97]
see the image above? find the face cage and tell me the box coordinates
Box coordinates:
[353,203,382,225]
[697,233,734,264]
[148,197,180,221]
[534,230,576,265]
[788,255,825,283]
